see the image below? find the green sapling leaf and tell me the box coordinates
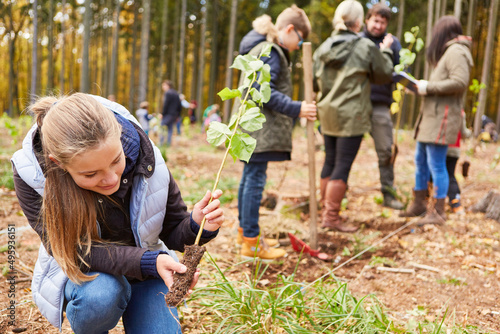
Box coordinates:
[240,107,266,132]
[229,132,256,163]
[404,31,415,44]
[218,87,241,101]
[260,82,271,103]
[259,43,273,58]
[248,59,264,72]
[206,122,232,147]
[250,87,262,103]
[258,64,272,85]
[415,38,424,52]
[231,55,252,72]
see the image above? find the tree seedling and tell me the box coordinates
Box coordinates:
[165,44,273,307]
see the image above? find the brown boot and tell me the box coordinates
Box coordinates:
[236,227,279,248]
[321,180,358,233]
[417,198,446,226]
[241,236,286,260]
[399,189,428,217]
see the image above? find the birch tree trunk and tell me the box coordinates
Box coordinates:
[474,0,499,136]
[47,0,54,90]
[170,0,180,84]
[396,0,405,41]
[454,0,462,18]
[80,0,92,93]
[108,0,120,97]
[466,0,475,37]
[157,0,169,114]
[60,0,66,93]
[223,0,238,122]
[128,2,139,112]
[177,0,187,93]
[137,0,151,104]
[31,0,38,103]
[424,0,435,80]
[196,5,207,122]
[208,1,219,106]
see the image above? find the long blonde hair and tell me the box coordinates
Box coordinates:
[332,0,364,31]
[252,5,311,43]
[31,93,122,283]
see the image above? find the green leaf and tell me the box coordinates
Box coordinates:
[415,38,424,52]
[240,107,266,132]
[258,64,271,85]
[228,113,238,130]
[248,59,264,72]
[218,87,241,101]
[259,43,273,58]
[250,87,262,103]
[394,64,405,73]
[400,49,416,66]
[206,122,232,147]
[230,55,251,72]
[410,26,420,35]
[230,132,256,162]
[260,82,271,103]
[404,31,415,44]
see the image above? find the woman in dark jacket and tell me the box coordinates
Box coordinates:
[401,16,473,225]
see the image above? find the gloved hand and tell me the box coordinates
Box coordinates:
[417,80,428,95]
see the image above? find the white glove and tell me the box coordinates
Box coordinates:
[417,80,428,95]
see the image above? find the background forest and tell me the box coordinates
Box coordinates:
[0,0,499,133]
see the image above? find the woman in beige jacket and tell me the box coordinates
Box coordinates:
[401,16,473,224]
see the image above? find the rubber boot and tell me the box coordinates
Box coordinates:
[321,180,358,232]
[399,189,428,217]
[241,236,286,260]
[236,227,279,248]
[383,193,404,210]
[417,198,446,225]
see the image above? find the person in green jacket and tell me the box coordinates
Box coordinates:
[400,16,473,225]
[313,0,394,232]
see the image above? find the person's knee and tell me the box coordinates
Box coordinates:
[82,274,131,312]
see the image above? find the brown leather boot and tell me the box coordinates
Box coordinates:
[321,179,358,232]
[417,198,446,226]
[399,189,428,217]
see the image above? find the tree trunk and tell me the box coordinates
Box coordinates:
[440,0,447,16]
[137,0,151,104]
[474,0,499,136]
[178,0,187,93]
[424,0,435,80]
[396,0,405,41]
[208,1,219,106]
[60,0,66,93]
[47,0,54,90]
[466,0,475,37]
[170,0,180,84]
[31,0,38,103]
[128,2,139,112]
[454,0,462,19]
[108,0,121,97]
[8,25,15,115]
[223,0,238,123]
[157,0,169,114]
[81,0,92,93]
[435,0,442,24]
[196,5,207,122]
[471,190,500,222]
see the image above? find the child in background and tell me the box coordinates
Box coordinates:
[135,101,152,135]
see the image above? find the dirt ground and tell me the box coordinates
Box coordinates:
[1,127,499,333]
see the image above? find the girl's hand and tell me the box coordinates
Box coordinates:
[156,254,200,293]
[299,101,317,121]
[192,189,224,231]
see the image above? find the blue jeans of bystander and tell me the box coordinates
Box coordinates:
[238,162,268,238]
[414,142,449,199]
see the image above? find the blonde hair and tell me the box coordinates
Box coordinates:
[252,5,311,43]
[31,93,122,283]
[333,0,364,31]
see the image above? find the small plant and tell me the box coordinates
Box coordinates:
[468,79,486,115]
[165,44,273,306]
[369,256,397,267]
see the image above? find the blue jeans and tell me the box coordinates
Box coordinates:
[64,273,181,334]
[238,162,268,238]
[414,142,449,199]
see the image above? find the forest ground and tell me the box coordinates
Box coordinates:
[1,125,499,333]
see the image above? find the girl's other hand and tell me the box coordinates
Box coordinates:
[192,189,224,231]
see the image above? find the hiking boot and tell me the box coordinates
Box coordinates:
[399,189,428,217]
[321,179,358,233]
[236,227,279,248]
[241,236,286,260]
[450,198,464,215]
[417,198,446,225]
[383,194,404,210]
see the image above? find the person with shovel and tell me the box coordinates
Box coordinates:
[361,2,404,210]
[313,0,394,232]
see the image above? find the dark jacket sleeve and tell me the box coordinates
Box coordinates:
[158,170,218,251]
[13,165,147,280]
[253,48,301,118]
[162,92,169,117]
